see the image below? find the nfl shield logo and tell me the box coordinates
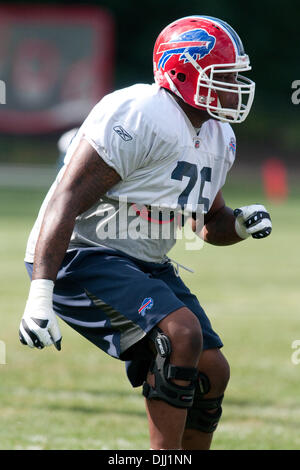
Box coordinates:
[194,138,201,148]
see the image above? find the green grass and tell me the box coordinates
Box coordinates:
[1,182,300,450]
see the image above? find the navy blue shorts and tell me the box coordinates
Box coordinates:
[25,247,222,387]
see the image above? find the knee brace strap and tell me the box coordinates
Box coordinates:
[142,328,198,409]
[185,373,224,432]
[185,395,224,433]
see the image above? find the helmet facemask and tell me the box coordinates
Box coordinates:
[184,51,255,123]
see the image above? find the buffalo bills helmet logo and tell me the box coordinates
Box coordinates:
[156,29,216,70]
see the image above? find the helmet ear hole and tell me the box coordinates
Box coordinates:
[177,73,186,82]
[170,69,176,75]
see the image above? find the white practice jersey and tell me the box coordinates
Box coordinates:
[25,83,236,264]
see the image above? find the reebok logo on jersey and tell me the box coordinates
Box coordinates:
[138,297,154,316]
[113,125,133,141]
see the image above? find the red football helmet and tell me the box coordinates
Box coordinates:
[153,16,255,123]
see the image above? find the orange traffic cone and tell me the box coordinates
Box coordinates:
[262,158,288,203]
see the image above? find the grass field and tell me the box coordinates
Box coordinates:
[1,176,300,450]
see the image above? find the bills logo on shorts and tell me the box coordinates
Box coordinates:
[138,297,154,316]
[156,29,216,70]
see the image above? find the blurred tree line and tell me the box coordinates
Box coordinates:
[1,0,299,163]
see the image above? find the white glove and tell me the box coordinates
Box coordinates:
[234,204,272,239]
[19,279,62,350]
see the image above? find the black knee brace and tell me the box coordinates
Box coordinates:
[142,328,199,409]
[185,373,224,433]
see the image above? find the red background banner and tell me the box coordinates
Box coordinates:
[0,5,115,134]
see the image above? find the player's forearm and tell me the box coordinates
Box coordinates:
[201,206,242,246]
[32,192,78,281]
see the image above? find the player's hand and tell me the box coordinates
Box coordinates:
[234,204,272,239]
[19,279,62,351]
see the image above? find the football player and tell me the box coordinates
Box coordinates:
[19,16,272,450]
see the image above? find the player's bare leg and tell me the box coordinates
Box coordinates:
[182,348,230,450]
[144,307,203,450]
